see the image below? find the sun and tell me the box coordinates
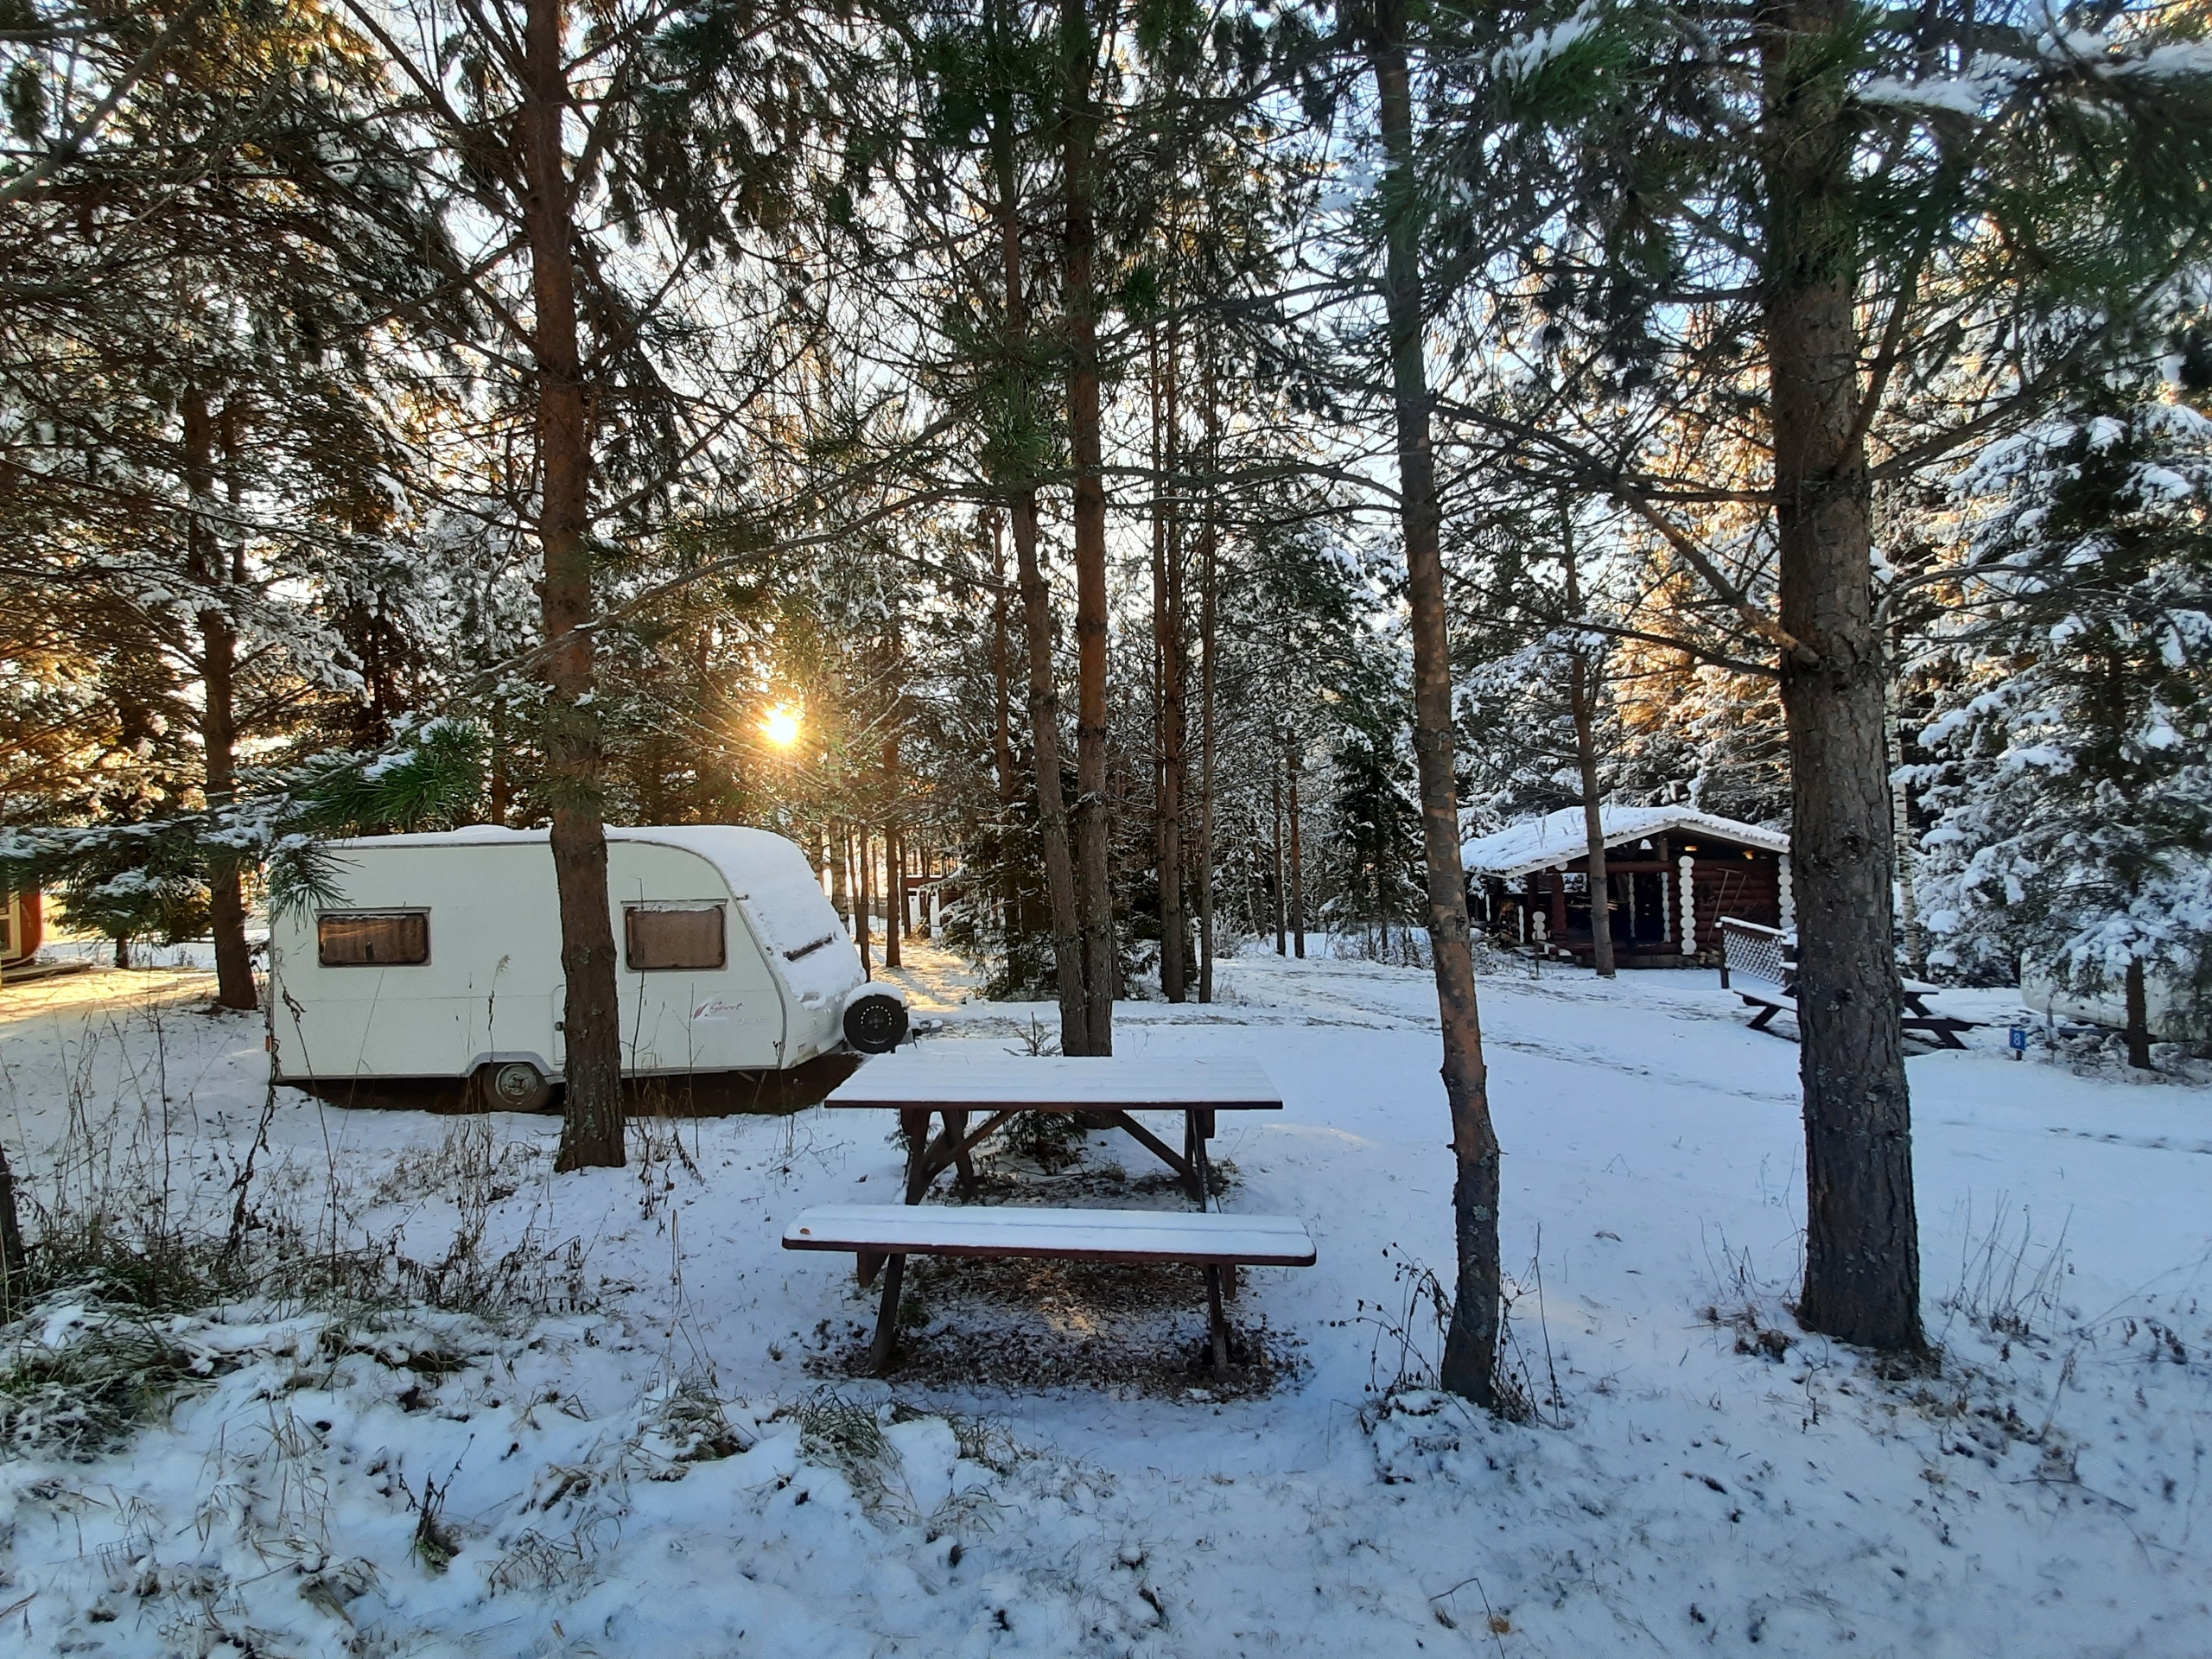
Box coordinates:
[761,705,801,747]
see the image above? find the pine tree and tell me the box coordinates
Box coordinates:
[340,0,838,1166]
[1914,400,2212,1065]
[1428,0,2212,1352]
[1323,727,1423,957]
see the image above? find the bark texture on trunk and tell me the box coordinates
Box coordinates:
[1151,325,1187,1002]
[2124,958,2153,1070]
[1197,357,1219,1005]
[991,514,1015,809]
[489,708,513,825]
[1562,535,1614,977]
[1271,771,1286,955]
[882,683,904,970]
[1062,0,1114,1054]
[857,828,874,972]
[989,85,1088,1052]
[1763,0,1921,1351]
[1368,0,1502,1407]
[0,1135,26,1318]
[184,389,257,1012]
[526,0,624,1171]
[1286,741,1306,960]
[1012,498,1089,1052]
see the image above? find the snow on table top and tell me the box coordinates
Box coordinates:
[782,1204,1317,1265]
[824,1052,1283,1109]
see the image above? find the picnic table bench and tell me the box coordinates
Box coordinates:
[791,1053,1308,1378]
[1719,918,1980,1050]
[784,1204,1316,1376]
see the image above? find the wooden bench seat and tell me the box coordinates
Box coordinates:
[784,1204,1316,1377]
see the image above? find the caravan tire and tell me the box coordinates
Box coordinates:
[843,994,909,1054]
[478,1060,554,1114]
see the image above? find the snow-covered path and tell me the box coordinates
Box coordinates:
[1,949,2207,1656]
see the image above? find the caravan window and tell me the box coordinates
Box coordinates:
[318,912,429,967]
[626,905,725,971]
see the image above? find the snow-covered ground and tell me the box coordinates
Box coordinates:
[0,946,2206,1656]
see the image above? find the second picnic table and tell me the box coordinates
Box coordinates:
[823,1052,1282,1209]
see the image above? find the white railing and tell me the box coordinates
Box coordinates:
[1719,916,1794,993]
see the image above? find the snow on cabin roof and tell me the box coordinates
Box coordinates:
[1460,806,1788,878]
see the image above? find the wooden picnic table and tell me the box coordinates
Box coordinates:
[823,1052,1283,1207]
[813,1052,1296,1376]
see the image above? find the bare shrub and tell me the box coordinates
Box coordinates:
[1938,1197,2072,1344]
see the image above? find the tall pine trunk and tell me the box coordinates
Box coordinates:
[830,820,850,929]
[991,515,1016,810]
[1562,531,1614,977]
[2124,959,2153,1070]
[184,388,256,1012]
[1271,770,1287,955]
[857,829,874,972]
[1197,353,1219,1004]
[0,1135,24,1319]
[1762,0,1921,1351]
[1286,740,1306,960]
[1150,324,1188,1001]
[989,73,1088,1052]
[526,0,624,1171]
[883,672,904,973]
[1061,0,1114,1053]
[1367,0,1503,1406]
[989,513,1022,944]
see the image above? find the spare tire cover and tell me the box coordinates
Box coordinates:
[843,993,910,1053]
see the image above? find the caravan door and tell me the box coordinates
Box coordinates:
[617,901,781,1071]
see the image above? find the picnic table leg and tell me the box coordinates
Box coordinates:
[1204,1266,1230,1380]
[1182,1113,1207,1204]
[1109,1112,1197,1189]
[947,1109,977,1192]
[868,1252,906,1375]
[901,1108,936,1203]
[859,1109,938,1283]
[1183,1113,1236,1294]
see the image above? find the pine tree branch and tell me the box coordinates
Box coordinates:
[0,0,217,206]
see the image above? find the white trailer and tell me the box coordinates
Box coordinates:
[268,825,907,1109]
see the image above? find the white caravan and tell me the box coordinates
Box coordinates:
[268,825,907,1109]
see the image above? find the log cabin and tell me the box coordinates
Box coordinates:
[1461,806,1790,968]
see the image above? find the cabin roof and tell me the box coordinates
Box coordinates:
[1460,806,1789,879]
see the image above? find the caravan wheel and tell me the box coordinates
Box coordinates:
[478,1060,554,1113]
[843,993,910,1053]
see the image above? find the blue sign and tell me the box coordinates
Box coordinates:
[2009,1026,2029,1056]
